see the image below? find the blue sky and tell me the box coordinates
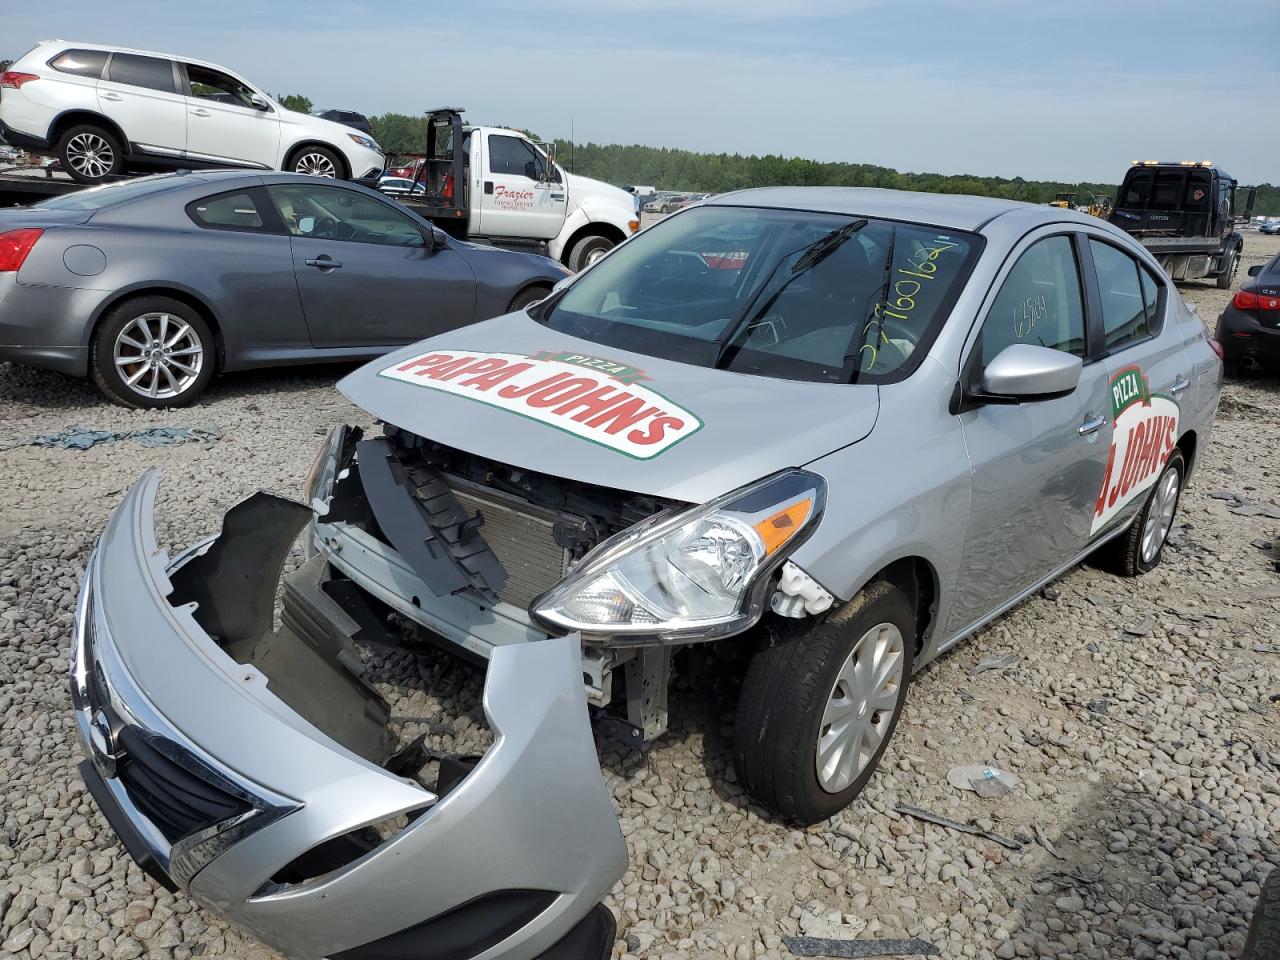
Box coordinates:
[7,0,1277,184]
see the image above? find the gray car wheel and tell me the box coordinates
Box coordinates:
[1106,450,1185,577]
[58,124,124,184]
[734,579,914,824]
[91,297,216,408]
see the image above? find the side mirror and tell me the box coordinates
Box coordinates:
[980,344,1082,401]
[428,229,447,251]
[1248,265,1263,277]
[297,216,315,235]
[249,93,271,112]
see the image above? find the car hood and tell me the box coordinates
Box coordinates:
[338,313,879,503]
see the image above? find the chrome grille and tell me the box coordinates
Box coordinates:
[451,485,571,610]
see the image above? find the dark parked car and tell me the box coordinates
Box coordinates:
[0,171,568,406]
[1216,254,1280,375]
[312,109,374,137]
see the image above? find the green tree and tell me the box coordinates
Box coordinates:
[276,93,313,113]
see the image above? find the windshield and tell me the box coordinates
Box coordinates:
[34,175,189,212]
[537,205,980,383]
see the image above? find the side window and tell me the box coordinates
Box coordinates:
[977,236,1086,367]
[267,185,425,247]
[185,65,258,109]
[49,49,109,79]
[487,135,541,178]
[106,54,177,94]
[1137,263,1162,333]
[186,190,268,232]
[1090,240,1151,352]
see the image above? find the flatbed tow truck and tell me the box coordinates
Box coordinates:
[0,163,89,206]
[1109,160,1256,287]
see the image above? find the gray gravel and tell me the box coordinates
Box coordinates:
[1,234,1278,960]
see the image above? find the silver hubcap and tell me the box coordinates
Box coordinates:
[816,622,905,793]
[585,245,610,267]
[295,152,337,177]
[113,313,204,400]
[66,133,114,178]
[1140,466,1180,564]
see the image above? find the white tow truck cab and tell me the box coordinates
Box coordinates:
[397,108,639,271]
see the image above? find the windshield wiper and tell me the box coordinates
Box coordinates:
[712,218,868,368]
[843,225,896,381]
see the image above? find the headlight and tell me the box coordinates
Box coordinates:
[347,133,379,151]
[303,426,350,515]
[532,470,825,643]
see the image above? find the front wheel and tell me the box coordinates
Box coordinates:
[733,580,915,824]
[58,124,124,184]
[1216,250,1240,289]
[507,285,551,313]
[91,296,215,408]
[288,146,343,179]
[566,234,615,272]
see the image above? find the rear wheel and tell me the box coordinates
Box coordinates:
[1107,450,1185,577]
[1216,250,1240,289]
[91,296,215,408]
[566,234,615,272]
[288,146,343,179]
[733,580,914,824]
[58,124,124,184]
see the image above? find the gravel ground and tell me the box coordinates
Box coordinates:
[0,232,1277,960]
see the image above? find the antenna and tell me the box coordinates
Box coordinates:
[570,115,575,174]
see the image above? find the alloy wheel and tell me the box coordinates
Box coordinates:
[113,312,205,401]
[295,152,337,177]
[66,133,114,179]
[1140,467,1180,564]
[816,622,906,793]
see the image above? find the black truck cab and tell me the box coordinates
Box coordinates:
[1109,161,1255,287]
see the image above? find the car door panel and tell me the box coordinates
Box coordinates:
[181,63,280,169]
[948,232,1113,634]
[477,132,565,238]
[266,183,477,348]
[97,54,187,155]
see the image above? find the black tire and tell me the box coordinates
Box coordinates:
[57,124,124,184]
[91,296,216,409]
[1216,250,1240,289]
[1242,867,1280,960]
[566,234,615,272]
[287,145,344,179]
[1105,450,1185,577]
[733,580,915,825]
[1223,358,1242,379]
[507,285,551,313]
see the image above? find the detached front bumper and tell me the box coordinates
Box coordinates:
[72,470,626,960]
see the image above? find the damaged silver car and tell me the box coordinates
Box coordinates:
[73,188,1220,958]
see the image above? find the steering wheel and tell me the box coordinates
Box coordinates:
[332,221,357,242]
[313,216,337,239]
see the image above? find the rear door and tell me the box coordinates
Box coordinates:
[265,182,477,347]
[97,53,187,157]
[1084,236,1190,537]
[477,132,566,239]
[179,63,280,169]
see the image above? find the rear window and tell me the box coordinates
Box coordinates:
[107,53,176,94]
[34,175,186,211]
[49,49,108,79]
[186,190,267,231]
[538,205,981,384]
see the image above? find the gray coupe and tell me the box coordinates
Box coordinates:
[0,171,568,406]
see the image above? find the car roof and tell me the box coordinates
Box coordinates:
[705,186,1074,233]
[38,39,241,75]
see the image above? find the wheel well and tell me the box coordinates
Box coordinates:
[562,223,626,265]
[874,557,938,655]
[1176,429,1197,475]
[283,141,350,179]
[49,112,129,154]
[507,282,553,312]
[91,288,224,370]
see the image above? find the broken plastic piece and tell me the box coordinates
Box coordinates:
[771,561,835,618]
[946,764,1019,797]
[783,935,941,957]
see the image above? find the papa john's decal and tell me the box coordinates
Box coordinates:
[1091,365,1180,533]
[378,350,702,459]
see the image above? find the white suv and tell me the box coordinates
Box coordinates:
[0,41,385,184]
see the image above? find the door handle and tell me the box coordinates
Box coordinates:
[190,108,212,117]
[1171,377,1191,394]
[102,92,124,102]
[305,256,342,270]
[550,192,565,201]
[1078,414,1107,437]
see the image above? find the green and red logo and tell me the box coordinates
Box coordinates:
[1092,366,1179,534]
